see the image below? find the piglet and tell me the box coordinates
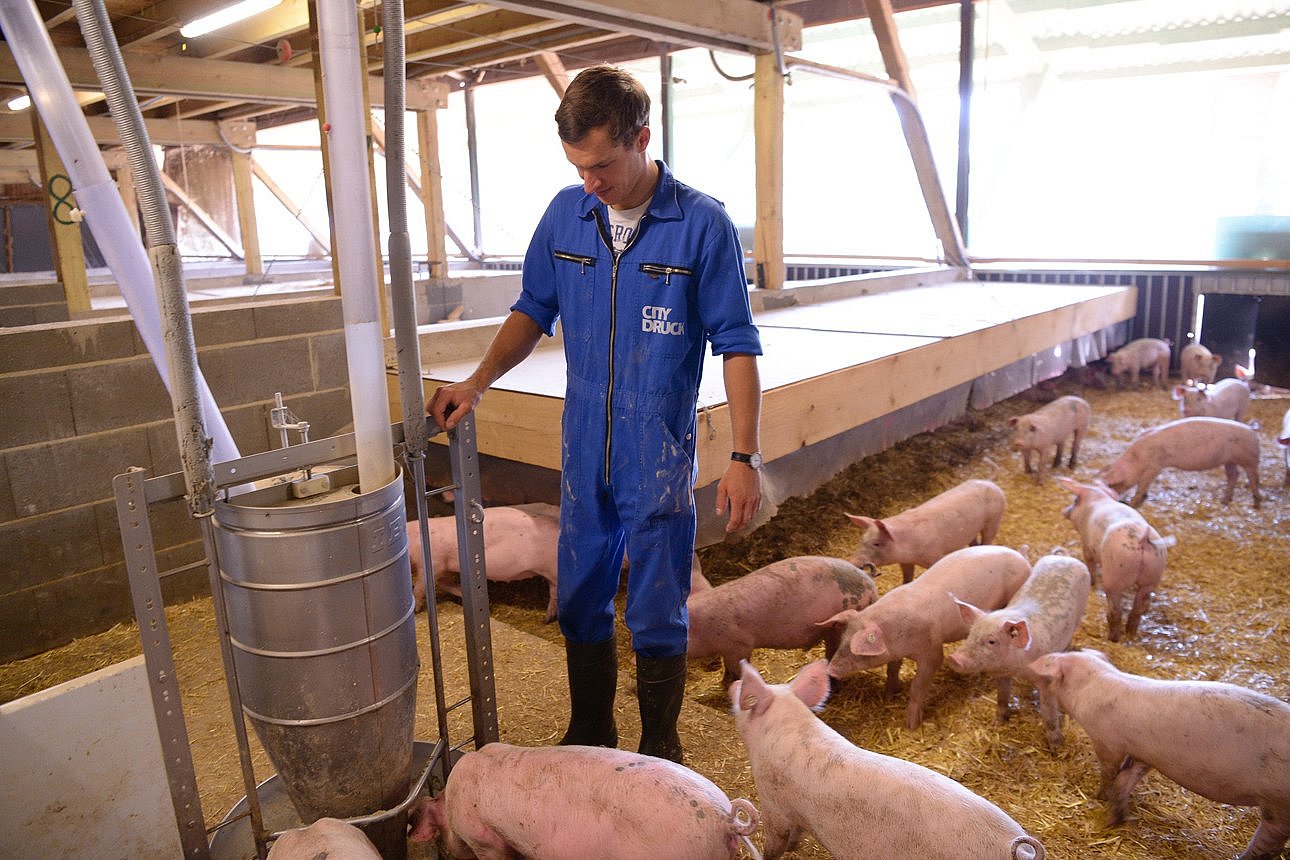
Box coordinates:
[846,478,1006,583]
[266,818,380,860]
[1056,477,1174,641]
[408,502,560,621]
[730,659,1045,860]
[1106,337,1171,389]
[1099,416,1262,508]
[1179,342,1223,384]
[408,743,758,860]
[946,553,1090,749]
[1171,377,1250,421]
[1007,395,1091,482]
[688,556,878,683]
[1030,649,1290,860]
[1278,407,1289,487]
[822,545,1031,728]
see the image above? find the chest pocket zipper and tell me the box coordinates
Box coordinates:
[554,250,596,274]
[639,262,693,286]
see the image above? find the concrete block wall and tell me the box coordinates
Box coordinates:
[0,295,353,662]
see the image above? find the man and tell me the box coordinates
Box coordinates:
[428,65,762,764]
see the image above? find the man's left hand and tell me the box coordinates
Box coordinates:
[715,461,762,534]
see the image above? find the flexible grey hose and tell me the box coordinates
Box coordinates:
[74,0,173,248]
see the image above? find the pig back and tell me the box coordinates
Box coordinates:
[1012,556,1090,657]
[1133,417,1259,470]
[444,744,753,860]
[907,545,1032,639]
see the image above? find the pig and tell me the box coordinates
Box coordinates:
[1099,416,1262,509]
[687,556,878,683]
[1030,649,1290,860]
[730,659,1046,860]
[266,818,380,860]
[1006,395,1092,482]
[846,478,1006,583]
[1106,337,1171,389]
[1179,342,1223,384]
[1056,477,1175,641]
[408,743,759,860]
[946,553,1091,749]
[821,545,1031,728]
[407,502,560,621]
[1278,407,1290,487]
[1171,377,1250,421]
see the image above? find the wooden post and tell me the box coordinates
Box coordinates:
[866,0,918,102]
[307,0,342,294]
[416,109,448,279]
[229,151,262,275]
[114,164,141,240]
[535,51,569,97]
[753,52,785,291]
[30,113,91,314]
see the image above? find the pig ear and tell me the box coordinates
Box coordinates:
[1007,416,1020,427]
[1005,619,1032,650]
[736,660,773,717]
[849,622,886,656]
[1054,476,1079,493]
[1028,653,1062,681]
[818,609,860,630]
[873,520,893,543]
[1171,385,1187,400]
[789,660,832,712]
[950,592,985,627]
[844,513,872,529]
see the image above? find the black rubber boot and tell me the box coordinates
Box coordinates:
[636,653,687,764]
[558,638,618,748]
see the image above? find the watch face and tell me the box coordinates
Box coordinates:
[749,452,763,469]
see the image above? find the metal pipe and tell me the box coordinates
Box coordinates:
[659,46,674,166]
[464,83,483,254]
[956,0,974,243]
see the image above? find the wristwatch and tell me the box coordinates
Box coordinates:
[731,451,763,469]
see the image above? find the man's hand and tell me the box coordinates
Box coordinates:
[715,461,762,534]
[427,378,484,432]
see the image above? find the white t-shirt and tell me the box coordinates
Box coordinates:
[607,199,649,253]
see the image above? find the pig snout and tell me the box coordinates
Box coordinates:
[408,795,445,843]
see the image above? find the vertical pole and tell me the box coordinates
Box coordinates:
[308,0,343,294]
[417,109,448,279]
[753,52,784,291]
[955,0,974,244]
[659,45,674,167]
[230,150,263,276]
[464,83,483,254]
[31,112,91,314]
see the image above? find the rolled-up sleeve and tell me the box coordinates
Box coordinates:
[699,216,762,357]
[511,201,562,337]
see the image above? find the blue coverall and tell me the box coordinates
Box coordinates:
[512,161,762,658]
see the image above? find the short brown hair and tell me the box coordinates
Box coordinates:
[554,65,650,147]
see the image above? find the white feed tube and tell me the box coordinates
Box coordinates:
[316,0,395,490]
[0,0,239,466]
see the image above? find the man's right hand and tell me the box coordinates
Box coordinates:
[427,379,484,432]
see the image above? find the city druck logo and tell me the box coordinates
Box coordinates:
[641,305,685,336]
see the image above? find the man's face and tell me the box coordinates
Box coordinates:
[561,124,653,210]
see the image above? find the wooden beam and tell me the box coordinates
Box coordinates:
[160,171,245,259]
[30,113,90,314]
[534,51,570,97]
[864,0,917,101]
[307,0,342,295]
[114,163,142,239]
[480,0,803,54]
[0,113,241,147]
[416,109,447,278]
[0,149,126,170]
[753,52,785,291]
[249,156,331,252]
[229,150,263,275]
[0,44,447,111]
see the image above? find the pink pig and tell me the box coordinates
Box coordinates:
[266,818,381,860]
[408,743,759,860]
[946,553,1090,749]
[1030,649,1290,860]
[687,556,878,683]
[1056,477,1175,641]
[1099,416,1262,508]
[822,545,1031,728]
[1179,342,1223,384]
[846,478,1006,583]
[1171,377,1250,421]
[408,503,560,621]
[729,659,1045,860]
[1106,337,1171,389]
[1007,395,1092,482]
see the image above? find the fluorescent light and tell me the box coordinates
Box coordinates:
[6,94,30,111]
[180,0,280,38]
